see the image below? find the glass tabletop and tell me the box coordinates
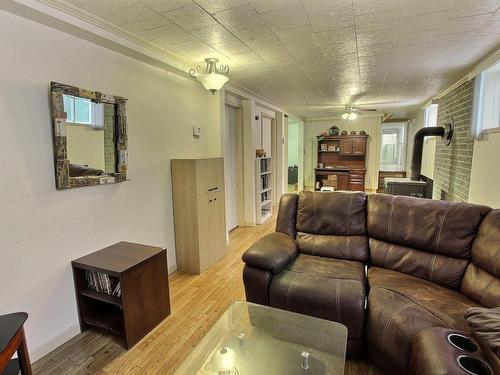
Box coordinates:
[175,301,347,375]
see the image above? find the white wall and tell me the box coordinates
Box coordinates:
[468,131,500,208]
[0,9,221,360]
[304,116,382,190]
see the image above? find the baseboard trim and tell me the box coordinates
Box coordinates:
[31,324,81,362]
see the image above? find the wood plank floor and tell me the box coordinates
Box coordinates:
[33,219,382,375]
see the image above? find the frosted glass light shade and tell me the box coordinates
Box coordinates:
[197,73,229,94]
[342,112,358,120]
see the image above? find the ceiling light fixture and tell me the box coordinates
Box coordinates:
[189,58,229,94]
[342,108,358,120]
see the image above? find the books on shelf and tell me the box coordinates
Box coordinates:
[85,270,121,297]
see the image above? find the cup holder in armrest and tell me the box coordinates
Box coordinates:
[447,333,478,353]
[457,356,491,375]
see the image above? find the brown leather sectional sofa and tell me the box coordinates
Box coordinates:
[242,191,500,374]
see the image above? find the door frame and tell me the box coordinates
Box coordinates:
[223,95,244,234]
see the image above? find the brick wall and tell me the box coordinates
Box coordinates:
[104,103,115,173]
[432,80,475,201]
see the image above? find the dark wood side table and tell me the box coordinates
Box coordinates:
[72,242,171,349]
[0,312,32,375]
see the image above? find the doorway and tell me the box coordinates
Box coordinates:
[287,118,303,192]
[225,103,243,232]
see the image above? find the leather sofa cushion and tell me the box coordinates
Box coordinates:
[269,254,366,340]
[242,232,298,274]
[276,193,298,239]
[367,267,478,373]
[297,191,367,236]
[369,238,469,290]
[367,194,490,259]
[461,263,500,308]
[470,209,500,277]
[462,209,500,307]
[297,232,369,263]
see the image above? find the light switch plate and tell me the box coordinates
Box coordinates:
[193,124,201,137]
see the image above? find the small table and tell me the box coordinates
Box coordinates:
[72,241,171,349]
[0,312,32,375]
[175,301,347,374]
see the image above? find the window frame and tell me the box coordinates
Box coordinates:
[423,103,438,128]
[471,61,500,137]
[379,122,408,172]
[63,94,93,126]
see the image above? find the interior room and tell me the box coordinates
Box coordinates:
[0,1,499,374]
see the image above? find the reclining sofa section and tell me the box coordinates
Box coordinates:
[242,191,500,374]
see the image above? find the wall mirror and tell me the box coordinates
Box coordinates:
[50,82,128,189]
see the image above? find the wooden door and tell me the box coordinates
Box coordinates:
[339,139,353,155]
[352,138,366,155]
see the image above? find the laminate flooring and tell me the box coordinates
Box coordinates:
[33,218,381,375]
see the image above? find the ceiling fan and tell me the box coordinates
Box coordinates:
[332,105,378,120]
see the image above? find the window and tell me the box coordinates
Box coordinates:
[380,123,407,171]
[424,103,438,127]
[63,94,104,128]
[471,61,500,137]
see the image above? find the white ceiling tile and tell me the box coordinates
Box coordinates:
[137,21,194,43]
[307,9,354,32]
[211,40,252,55]
[114,3,170,31]
[274,25,317,47]
[232,26,276,44]
[214,4,266,31]
[190,24,237,44]
[247,0,302,14]
[52,0,500,117]
[259,7,309,32]
[69,0,140,13]
[314,27,356,51]
[140,0,192,12]
[353,0,403,16]
[355,10,401,32]
[399,0,453,17]
[393,31,428,47]
[230,51,265,65]
[163,3,219,30]
[194,0,248,13]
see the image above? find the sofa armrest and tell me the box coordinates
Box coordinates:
[242,232,297,274]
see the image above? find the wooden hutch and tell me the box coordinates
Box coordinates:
[315,134,368,191]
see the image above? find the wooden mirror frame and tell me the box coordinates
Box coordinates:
[50,82,128,190]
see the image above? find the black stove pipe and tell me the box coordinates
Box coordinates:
[410,126,445,181]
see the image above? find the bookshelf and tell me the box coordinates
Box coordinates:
[72,242,171,349]
[256,157,272,224]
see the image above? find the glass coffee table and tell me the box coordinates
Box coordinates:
[175,301,347,374]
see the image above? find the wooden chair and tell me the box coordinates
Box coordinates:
[0,312,32,375]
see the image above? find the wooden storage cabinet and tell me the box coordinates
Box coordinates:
[340,137,366,155]
[72,242,171,350]
[171,158,226,274]
[315,135,368,191]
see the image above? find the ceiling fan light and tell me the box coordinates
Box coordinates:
[342,113,349,120]
[350,112,358,120]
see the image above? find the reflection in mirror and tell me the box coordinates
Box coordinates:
[63,95,116,177]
